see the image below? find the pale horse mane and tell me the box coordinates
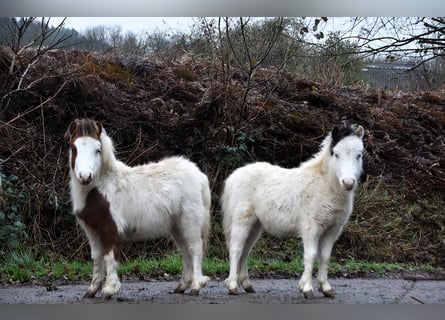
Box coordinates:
[97,127,126,172]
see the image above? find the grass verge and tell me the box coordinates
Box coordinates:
[0,249,442,284]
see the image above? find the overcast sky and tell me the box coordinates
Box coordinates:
[47,17,354,38]
[49,17,196,35]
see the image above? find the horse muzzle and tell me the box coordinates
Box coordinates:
[77,172,93,185]
[342,178,356,191]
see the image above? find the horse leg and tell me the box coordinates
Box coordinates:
[185,215,210,296]
[84,257,105,298]
[170,227,193,294]
[238,220,262,293]
[299,233,319,299]
[101,249,121,299]
[225,214,255,295]
[317,228,339,298]
[83,229,105,298]
[188,238,209,295]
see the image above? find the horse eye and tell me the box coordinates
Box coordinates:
[357,154,362,160]
[334,153,339,159]
[97,148,102,154]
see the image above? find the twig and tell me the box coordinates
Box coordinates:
[409,295,425,304]
[0,145,25,165]
[1,79,67,128]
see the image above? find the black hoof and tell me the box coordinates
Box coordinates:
[323,290,335,298]
[244,286,256,293]
[173,287,186,294]
[83,291,96,299]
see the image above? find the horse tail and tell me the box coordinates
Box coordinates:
[201,177,211,256]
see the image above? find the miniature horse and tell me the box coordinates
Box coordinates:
[65,119,211,298]
[222,122,365,298]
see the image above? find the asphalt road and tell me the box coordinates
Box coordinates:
[1,277,444,304]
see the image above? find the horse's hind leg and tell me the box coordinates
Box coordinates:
[171,215,209,295]
[225,212,256,295]
[188,239,209,295]
[238,220,262,293]
[171,228,193,294]
[186,220,210,295]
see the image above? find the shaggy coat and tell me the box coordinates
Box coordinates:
[222,123,365,298]
[66,119,211,298]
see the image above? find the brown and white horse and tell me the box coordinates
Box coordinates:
[65,118,211,298]
[221,122,365,298]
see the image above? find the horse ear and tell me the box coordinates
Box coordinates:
[331,126,339,140]
[354,125,365,139]
[94,120,103,135]
[64,120,78,141]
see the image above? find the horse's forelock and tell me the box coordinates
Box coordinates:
[66,119,102,144]
[329,124,358,155]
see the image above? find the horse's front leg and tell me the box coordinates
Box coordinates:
[299,236,318,298]
[83,229,105,298]
[84,257,105,298]
[101,249,121,299]
[316,230,339,298]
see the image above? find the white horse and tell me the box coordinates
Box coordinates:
[222,122,365,298]
[65,118,211,298]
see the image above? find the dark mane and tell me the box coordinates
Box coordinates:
[330,122,358,155]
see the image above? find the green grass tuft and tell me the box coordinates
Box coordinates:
[0,250,442,284]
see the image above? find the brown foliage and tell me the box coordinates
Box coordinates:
[0,48,443,265]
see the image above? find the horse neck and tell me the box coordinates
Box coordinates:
[69,170,91,212]
[306,137,352,197]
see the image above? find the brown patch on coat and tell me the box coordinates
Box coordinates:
[77,188,121,260]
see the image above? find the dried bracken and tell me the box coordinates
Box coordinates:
[0,47,443,265]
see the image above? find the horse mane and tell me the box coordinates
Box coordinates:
[301,122,360,175]
[99,128,121,171]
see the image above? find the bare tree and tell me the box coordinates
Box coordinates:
[224,17,285,117]
[82,25,111,52]
[108,25,123,53]
[338,17,445,68]
[0,17,75,120]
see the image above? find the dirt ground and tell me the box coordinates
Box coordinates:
[1,277,444,304]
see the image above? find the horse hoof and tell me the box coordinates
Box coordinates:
[173,287,186,294]
[83,291,96,299]
[189,289,200,296]
[303,290,315,299]
[323,290,335,298]
[229,288,239,295]
[101,292,113,299]
[244,286,256,294]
